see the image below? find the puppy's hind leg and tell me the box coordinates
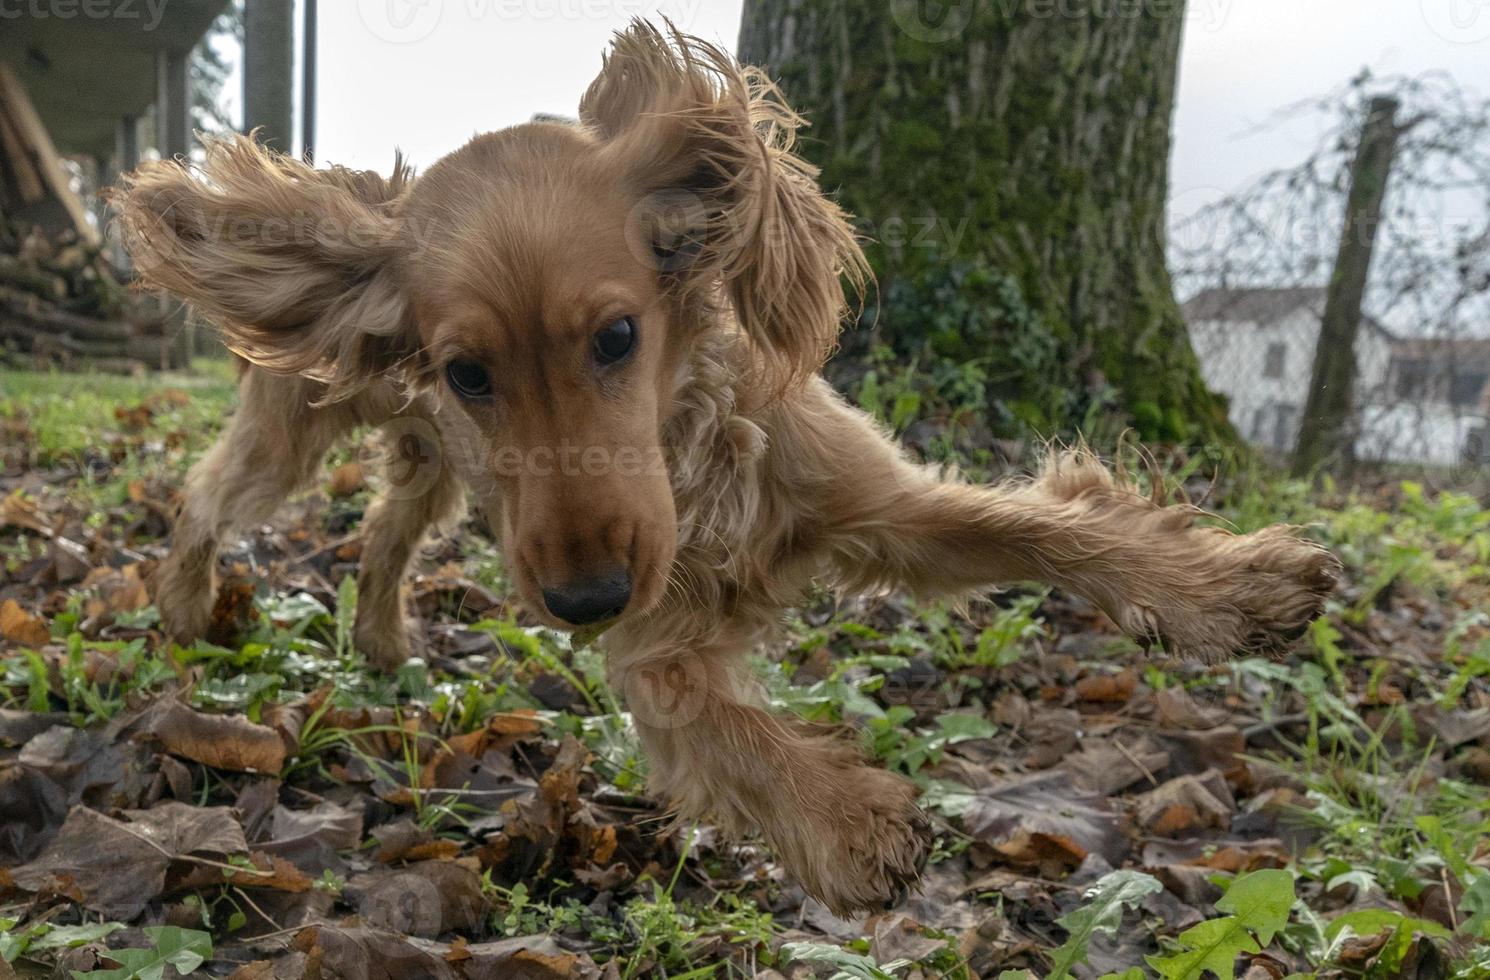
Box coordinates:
[155,370,354,648]
[352,417,465,671]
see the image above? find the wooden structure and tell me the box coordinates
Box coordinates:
[0,0,228,371]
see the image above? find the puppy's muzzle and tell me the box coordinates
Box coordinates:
[541,570,632,625]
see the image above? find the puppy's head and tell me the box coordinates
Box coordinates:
[112,21,865,631]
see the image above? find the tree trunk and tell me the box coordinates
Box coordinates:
[739,0,1230,444]
[1291,96,1401,478]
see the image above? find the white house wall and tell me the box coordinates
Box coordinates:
[1189,304,1410,455]
[1190,310,1331,450]
[1357,403,1488,466]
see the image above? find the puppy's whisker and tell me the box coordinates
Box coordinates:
[677,520,738,573]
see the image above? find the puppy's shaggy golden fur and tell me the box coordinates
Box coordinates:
[113,22,1339,915]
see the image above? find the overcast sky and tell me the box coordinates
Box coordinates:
[237,1,1490,222]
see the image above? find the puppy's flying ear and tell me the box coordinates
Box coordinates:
[112,135,415,402]
[580,20,868,390]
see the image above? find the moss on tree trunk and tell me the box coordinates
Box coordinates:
[739,0,1232,444]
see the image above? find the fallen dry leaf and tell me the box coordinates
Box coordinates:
[1063,738,1170,795]
[1156,724,1247,778]
[261,686,330,757]
[1154,686,1232,730]
[123,698,286,773]
[257,801,363,875]
[988,831,1092,876]
[3,725,162,863]
[1073,669,1137,703]
[1152,863,1224,907]
[962,771,1129,867]
[49,536,92,583]
[1,598,50,647]
[1021,706,1083,769]
[328,461,366,497]
[105,564,151,612]
[459,936,603,980]
[296,925,459,980]
[144,388,191,411]
[169,848,314,894]
[205,577,260,647]
[224,962,282,980]
[1421,707,1490,748]
[870,905,953,959]
[1,490,53,536]
[113,403,154,430]
[294,925,602,980]
[10,802,247,919]
[591,824,618,865]
[246,852,313,891]
[372,819,433,863]
[0,707,66,746]
[346,860,487,936]
[1134,769,1237,835]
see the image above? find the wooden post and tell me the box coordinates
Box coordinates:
[244,0,295,152]
[302,0,318,162]
[116,115,139,174]
[1292,96,1401,478]
[106,117,139,266]
[155,49,191,160]
[154,48,192,358]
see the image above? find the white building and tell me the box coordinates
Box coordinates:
[1362,338,1490,466]
[1183,287,1490,466]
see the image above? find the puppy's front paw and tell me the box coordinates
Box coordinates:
[151,556,215,648]
[355,614,424,672]
[1144,528,1341,662]
[1238,532,1341,653]
[789,767,932,917]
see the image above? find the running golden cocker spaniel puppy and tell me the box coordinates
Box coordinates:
[112,21,1339,915]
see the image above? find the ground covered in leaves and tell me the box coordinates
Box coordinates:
[1,364,1489,980]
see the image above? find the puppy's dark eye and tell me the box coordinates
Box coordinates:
[594,317,636,365]
[445,359,492,400]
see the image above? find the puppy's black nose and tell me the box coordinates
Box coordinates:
[542,572,631,626]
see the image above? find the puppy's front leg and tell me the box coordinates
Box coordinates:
[606,634,930,915]
[351,417,465,670]
[156,371,351,647]
[825,440,1340,662]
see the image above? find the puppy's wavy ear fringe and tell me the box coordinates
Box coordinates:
[109,133,416,403]
[581,20,869,392]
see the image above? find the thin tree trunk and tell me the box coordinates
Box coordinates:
[1292,96,1401,478]
[739,0,1230,444]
